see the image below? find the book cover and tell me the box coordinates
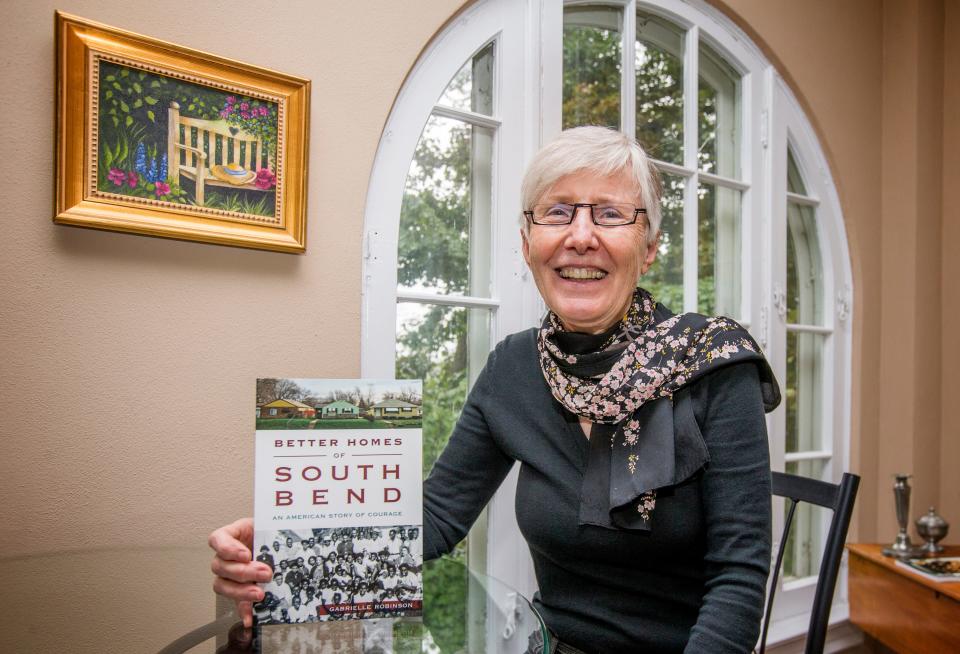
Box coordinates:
[253,379,424,625]
[896,556,960,582]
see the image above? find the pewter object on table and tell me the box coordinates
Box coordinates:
[915,506,949,556]
[882,474,921,558]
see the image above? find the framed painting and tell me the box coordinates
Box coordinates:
[55,12,310,253]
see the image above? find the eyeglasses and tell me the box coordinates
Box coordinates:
[523,203,647,226]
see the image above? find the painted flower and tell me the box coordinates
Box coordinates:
[154,181,171,197]
[134,142,147,175]
[127,171,138,188]
[226,96,236,104]
[240,111,250,120]
[107,167,126,186]
[146,158,159,183]
[220,109,230,119]
[259,106,270,116]
[255,168,276,190]
[239,102,249,111]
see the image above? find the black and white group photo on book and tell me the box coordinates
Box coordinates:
[254,526,423,624]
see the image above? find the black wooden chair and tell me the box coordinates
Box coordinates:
[758,471,861,654]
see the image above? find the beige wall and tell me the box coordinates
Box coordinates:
[0,0,956,652]
[878,0,944,542]
[941,0,960,547]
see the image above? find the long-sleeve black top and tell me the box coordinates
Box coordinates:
[423,328,771,653]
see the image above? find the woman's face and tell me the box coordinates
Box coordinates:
[521,169,657,333]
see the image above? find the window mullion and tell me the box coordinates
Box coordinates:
[699,169,749,191]
[786,191,819,207]
[620,0,637,137]
[651,159,694,178]
[682,25,699,313]
[396,290,501,309]
[682,25,699,172]
[431,104,502,130]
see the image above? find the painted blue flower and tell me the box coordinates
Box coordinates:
[135,143,147,175]
[159,153,168,182]
[147,157,158,184]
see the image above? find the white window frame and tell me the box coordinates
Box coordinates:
[361,0,854,647]
[763,70,854,643]
[361,0,541,599]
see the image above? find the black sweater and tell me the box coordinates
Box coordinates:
[423,328,771,653]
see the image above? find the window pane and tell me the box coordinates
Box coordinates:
[640,172,684,311]
[437,42,494,116]
[783,459,827,580]
[398,116,494,297]
[698,41,741,178]
[786,331,824,452]
[787,148,807,195]
[395,303,490,477]
[787,202,824,325]
[396,301,486,647]
[697,183,741,316]
[563,5,622,129]
[635,11,684,165]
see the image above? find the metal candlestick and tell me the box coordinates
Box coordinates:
[882,474,921,559]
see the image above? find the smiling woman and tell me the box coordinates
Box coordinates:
[413,127,783,653]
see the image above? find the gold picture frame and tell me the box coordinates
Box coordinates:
[55,12,310,253]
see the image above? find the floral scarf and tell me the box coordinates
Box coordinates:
[538,288,781,529]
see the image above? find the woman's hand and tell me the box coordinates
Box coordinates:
[208,517,272,627]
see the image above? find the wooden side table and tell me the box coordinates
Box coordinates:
[847,543,960,654]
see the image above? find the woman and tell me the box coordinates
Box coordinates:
[209,126,779,652]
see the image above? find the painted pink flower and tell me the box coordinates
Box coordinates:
[239,102,249,111]
[240,111,250,119]
[226,96,236,104]
[154,181,171,197]
[127,171,138,188]
[108,167,126,186]
[259,106,269,116]
[220,109,230,119]
[255,168,276,190]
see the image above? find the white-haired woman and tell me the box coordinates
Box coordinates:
[209,126,780,653]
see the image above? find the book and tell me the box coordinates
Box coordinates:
[253,379,424,625]
[896,556,960,582]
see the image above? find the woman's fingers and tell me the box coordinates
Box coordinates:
[208,517,255,561]
[211,555,273,583]
[236,601,255,629]
[208,517,264,628]
[212,575,265,603]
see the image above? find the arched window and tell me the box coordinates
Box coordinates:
[362,0,853,645]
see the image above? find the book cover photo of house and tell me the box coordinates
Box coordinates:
[256,378,422,430]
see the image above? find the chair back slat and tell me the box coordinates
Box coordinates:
[759,498,798,654]
[759,471,860,654]
[771,472,838,508]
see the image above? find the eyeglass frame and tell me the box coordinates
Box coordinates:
[522,202,648,227]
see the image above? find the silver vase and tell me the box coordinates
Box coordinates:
[882,474,920,559]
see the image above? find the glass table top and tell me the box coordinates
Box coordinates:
[159,556,549,654]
